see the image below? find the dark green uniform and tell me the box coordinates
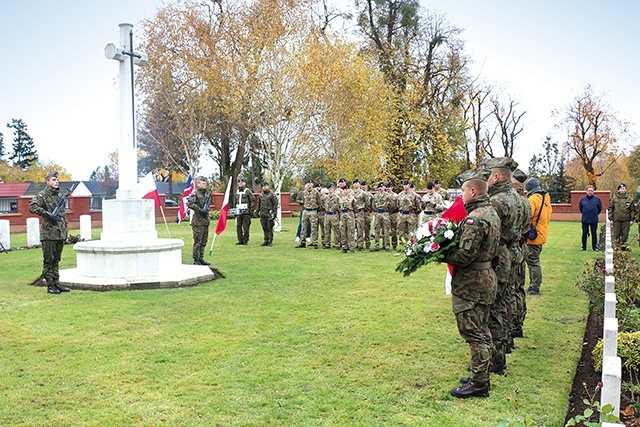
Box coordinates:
[29,186,68,289]
[609,190,635,245]
[235,185,254,245]
[445,193,500,384]
[257,189,278,246]
[187,188,211,262]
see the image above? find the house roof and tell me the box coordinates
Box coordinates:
[24,181,80,196]
[0,182,31,197]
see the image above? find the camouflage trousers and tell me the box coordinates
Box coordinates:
[355,211,366,250]
[490,243,511,368]
[317,212,326,246]
[339,212,355,251]
[398,213,417,243]
[363,212,371,248]
[236,214,251,244]
[454,298,493,382]
[260,215,275,244]
[300,210,319,246]
[513,255,527,335]
[192,224,209,261]
[506,243,526,345]
[324,212,341,247]
[373,212,390,250]
[389,213,398,249]
[41,239,64,284]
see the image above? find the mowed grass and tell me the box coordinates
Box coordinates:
[1,219,637,426]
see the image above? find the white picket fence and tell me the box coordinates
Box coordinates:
[601,213,624,426]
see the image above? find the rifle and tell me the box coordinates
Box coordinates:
[50,185,75,224]
[201,190,213,214]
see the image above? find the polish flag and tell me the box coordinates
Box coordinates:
[215,178,232,235]
[178,175,195,224]
[137,173,161,207]
[441,195,468,294]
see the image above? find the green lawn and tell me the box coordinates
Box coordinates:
[0,219,636,426]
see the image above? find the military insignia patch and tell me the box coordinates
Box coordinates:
[466,219,474,224]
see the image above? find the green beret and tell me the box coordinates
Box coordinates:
[44,171,59,180]
[483,157,519,172]
[455,168,490,187]
[238,178,246,183]
[261,181,269,186]
[512,168,527,183]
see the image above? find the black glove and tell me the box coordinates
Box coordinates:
[45,212,58,224]
[202,205,210,215]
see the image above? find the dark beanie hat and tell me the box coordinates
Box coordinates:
[525,178,541,193]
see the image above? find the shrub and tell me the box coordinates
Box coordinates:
[592,331,640,374]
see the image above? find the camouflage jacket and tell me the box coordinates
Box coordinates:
[372,191,392,211]
[387,191,399,213]
[187,188,211,226]
[257,190,279,217]
[397,190,421,213]
[337,191,355,211]
[445,193,500,310]
[352,188,367,210]
[28,186,68,240]
[235,187,255,213]
[299,188,322,210]
[488,180,521,245]
[421,191,445,213]
[324,192,340,213]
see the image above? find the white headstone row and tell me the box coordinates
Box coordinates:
[0,217,94,251]
[601,212,623,424]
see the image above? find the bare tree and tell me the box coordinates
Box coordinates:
[491,96,525,158]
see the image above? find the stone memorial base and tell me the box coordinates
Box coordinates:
[60,199,215,291]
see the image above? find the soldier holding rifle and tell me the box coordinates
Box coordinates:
[187,177,211,265]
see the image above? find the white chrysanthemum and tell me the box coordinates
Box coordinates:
[423,245,431,253]
[405,248,413,256]
[415,223,431,240]
[444,230,455,240]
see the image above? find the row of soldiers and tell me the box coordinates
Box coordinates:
[295,178,451,253]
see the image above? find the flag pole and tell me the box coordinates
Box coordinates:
[208,233,217,256]
[159,206,171,238]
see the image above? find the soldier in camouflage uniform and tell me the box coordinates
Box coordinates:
[323,184,341,249]
[446,170,500,398]
[509,169,532,344]
[28,171,71,294]
[397,179,421,245]
[361,181,373,249]
[484,157,522,374]
[256,181,279,246]
[296,180,322,248]
[385,182,399,250]
[371,182,391,251]
[421,181,445,223]
[337,184,356,253]
[315,183,326,247]
[187,177,212,265]
[235,178,254,245]
[352,179,368,251]
[434,179,449,202]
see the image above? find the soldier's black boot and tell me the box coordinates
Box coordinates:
[199,259,211,266]
[194,259,202,265]
[451,380,489,398]
[260,241,268,246]
[296,243,306,248]
[54,283,70,292]
[47,285,61,294]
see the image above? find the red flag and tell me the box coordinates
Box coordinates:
[178,175,195,223]
[137,173,161,207]
[441,195,467,289]
[215,179,232,235]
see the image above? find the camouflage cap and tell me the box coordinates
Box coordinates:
[512,168,527,183]
[44,171,59,180]
[483,157,518,172]
[455,168,490,187]
[195,176,207,183]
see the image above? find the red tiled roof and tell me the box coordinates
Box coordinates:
[0,182,31,197]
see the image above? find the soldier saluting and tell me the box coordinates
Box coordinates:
[28,171,71,295]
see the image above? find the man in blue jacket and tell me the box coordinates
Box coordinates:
[579,185,602,251]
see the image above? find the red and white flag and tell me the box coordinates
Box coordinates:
[215,178,232,235]
[441,195,468,294]
[137,173,161,207]
[178,175,195,223]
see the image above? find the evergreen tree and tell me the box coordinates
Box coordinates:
[0,132,5,159]
[7,119,38,170]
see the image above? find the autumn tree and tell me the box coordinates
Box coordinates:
[528,136,574,202]
[0,132,5,159]
[0,160,71,183]
[628,145,640,186]
[7,119,38,170]
[556,85,630,188]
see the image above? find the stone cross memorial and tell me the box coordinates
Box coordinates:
[59,23,214,290]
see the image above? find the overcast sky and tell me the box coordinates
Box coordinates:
[1,0,638,181]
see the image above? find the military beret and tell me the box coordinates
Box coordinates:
[361,181,367,186]
[378,182,385,188]
[261,181,269,186]
[238,178,246,183]
[315,182,322,188]
[353,179,360,184]
[402,179,410,185]
[338,178,346,183]
[327,183,334,189]
[306,179,314,184]
[618,183,627,190]
[512,169,527,183]
[483,157,519,172]
[434,179,441,184]
[426,182,434,190]
[455,168,490,186]
[44,171,59,180]
[385,182,393,188]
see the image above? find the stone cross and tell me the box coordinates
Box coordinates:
[104,23,147,199]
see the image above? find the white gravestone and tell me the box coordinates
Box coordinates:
[0,219,10,251]
[79,215,92,241]
[26,217,40,247]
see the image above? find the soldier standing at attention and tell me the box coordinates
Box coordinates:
[397,179,421,245]
[447,170,500,398]
[361,181,373,249]
[434,179,449,202]
[421,181,445,223]
[186,177,211,265]
[371,182,391,251]
[315,183,326,248]
[235,178,254,245]
[386,182,399,250]
[352,179,367,251]
[28,171,71,294]
[484,157,521,375]
[323,184,341,249]
[510,169,532,340]
[608,183,635,246]
[296,180,322,249]
[256,181,278,246]
[338,184,356,253]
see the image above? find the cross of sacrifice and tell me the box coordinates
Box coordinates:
[104,23,148,199]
